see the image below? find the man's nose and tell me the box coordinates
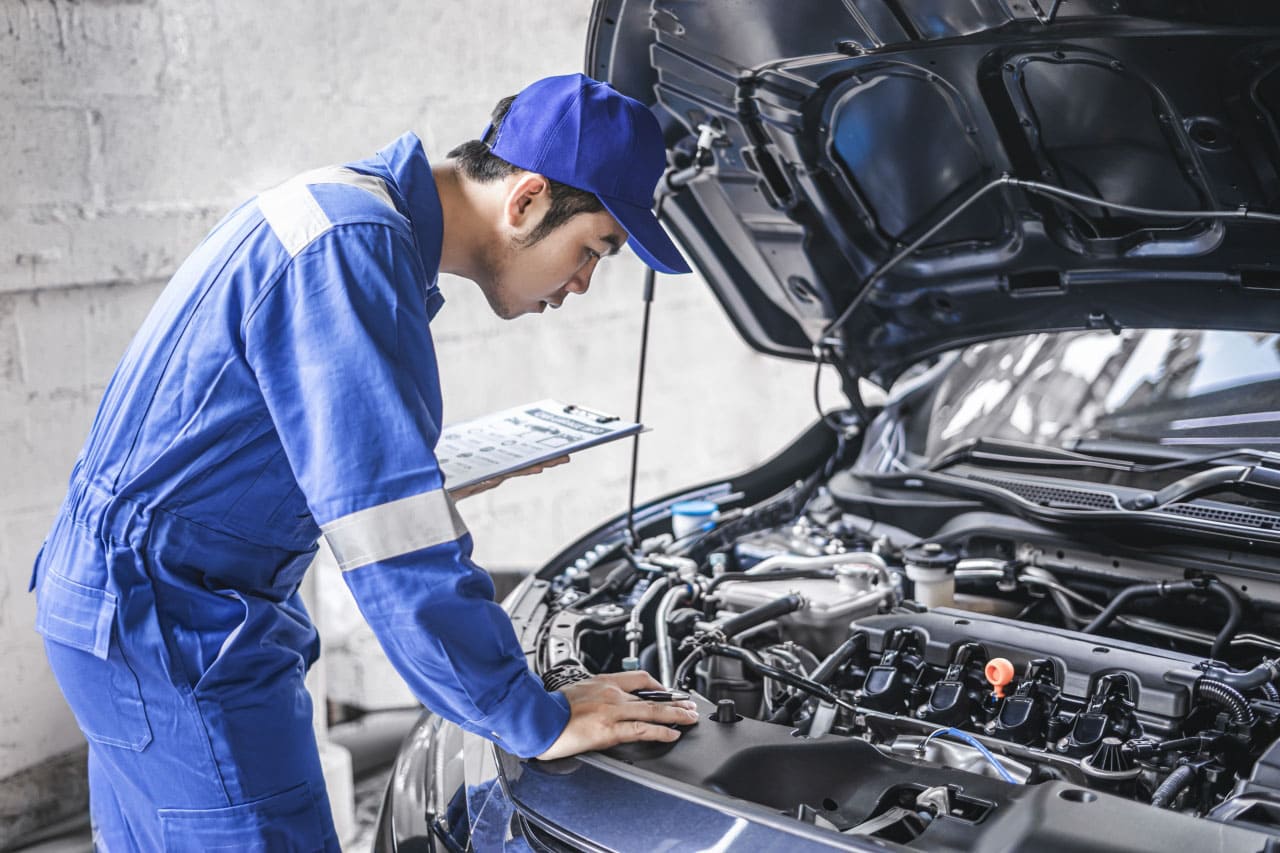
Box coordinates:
[566,259,598,295]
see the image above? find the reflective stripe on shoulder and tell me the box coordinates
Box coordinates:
[321,487,468,571]
[257,166,398,258]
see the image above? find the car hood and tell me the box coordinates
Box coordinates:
[587,1,1280,387]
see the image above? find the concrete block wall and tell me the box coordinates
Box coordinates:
[0,0,819,838]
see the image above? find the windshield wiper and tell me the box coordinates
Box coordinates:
[930,437,1277,475]
[1122,456,1280,510]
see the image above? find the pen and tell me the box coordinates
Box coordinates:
[631,689,691,702]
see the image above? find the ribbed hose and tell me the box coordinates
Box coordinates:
[1195,677,1256,726]
[1150,764,1197,809]
[1263,682,1279,702]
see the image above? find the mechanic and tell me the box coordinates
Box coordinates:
[29,73,700,851]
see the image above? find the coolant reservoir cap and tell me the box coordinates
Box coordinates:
[902,541,959,572]
[671,500,718,517]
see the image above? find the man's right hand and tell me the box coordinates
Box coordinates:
[536,671,700,761]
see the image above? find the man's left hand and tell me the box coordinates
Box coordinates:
[447,455,570,501]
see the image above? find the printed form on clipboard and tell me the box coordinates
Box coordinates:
[436,399,644,490]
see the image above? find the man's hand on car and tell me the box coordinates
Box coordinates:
[448,455,570,501]
[536,671,700,761]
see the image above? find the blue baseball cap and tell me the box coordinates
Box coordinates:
[485,73,692,275]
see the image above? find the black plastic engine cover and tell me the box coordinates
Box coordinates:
[855,608,1203,737]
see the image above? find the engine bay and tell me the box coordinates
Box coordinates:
[526,455,1280,849]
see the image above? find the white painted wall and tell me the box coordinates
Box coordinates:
[0,0,818,798]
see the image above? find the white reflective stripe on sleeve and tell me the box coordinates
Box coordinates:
[257,167,398,258]
[321,488,469,571]
[257,180,331,257]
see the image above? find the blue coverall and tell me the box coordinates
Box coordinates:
[29,133,571,851]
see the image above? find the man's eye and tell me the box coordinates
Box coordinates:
[585,248,601,261]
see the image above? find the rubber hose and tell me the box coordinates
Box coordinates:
[1082,580,1242,660]
[1204,580,1244,661]
[1263,682,1279,703]
[673,646,706,690]
[1199,659,1279,692]
[768,634,862,724]
[1195,677,1256,726]
[569,561,638,611]
[1150,764,1197,809]
[1083,581,1198,634]
[716,594,805,640]
[700,644,843,706]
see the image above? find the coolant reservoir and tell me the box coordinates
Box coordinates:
[903,542,958,609]
[670,500,718,539]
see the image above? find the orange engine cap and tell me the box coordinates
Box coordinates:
[985,657,1016,698]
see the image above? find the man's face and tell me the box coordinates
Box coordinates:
[474,175,627,319]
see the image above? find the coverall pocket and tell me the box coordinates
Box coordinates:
[36,570,154,751]
[157,781,326,852]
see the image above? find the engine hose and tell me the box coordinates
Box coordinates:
[1205,581,1245,661]
[569,561,639,611]
[698,644,848,708]
[1150,764,1197,809]
[1198,658,1280,692]
[1195,677,1256,726]
[715,594,806,640]
[1151,734,1220,755]
[673,646,705,689]
[1082,579,1243,660]
[1263,682,1279,703]
[768,634,863,724]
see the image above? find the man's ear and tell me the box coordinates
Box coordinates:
[504,172,551,233]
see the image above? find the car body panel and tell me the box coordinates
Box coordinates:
[588,0,1280,385]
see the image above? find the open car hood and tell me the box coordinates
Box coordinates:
[587,1,1280,387]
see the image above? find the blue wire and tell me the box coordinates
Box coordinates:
[921,727,1020,784]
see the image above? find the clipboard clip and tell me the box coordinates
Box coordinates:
[563,403,620,424]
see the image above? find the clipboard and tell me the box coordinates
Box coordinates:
[436,399,643,490]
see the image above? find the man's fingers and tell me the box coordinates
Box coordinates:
[597,670,666,692]
[511,456,571,478]
[611,700,699,726]
[616,720,682,743]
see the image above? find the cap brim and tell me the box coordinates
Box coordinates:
[597,194,692,275]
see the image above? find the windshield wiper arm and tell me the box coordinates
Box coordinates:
[1123,456,1280,510]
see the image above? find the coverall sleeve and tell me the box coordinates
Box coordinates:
[242,221,570,758]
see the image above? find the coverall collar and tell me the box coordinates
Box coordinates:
[369,132,445,282]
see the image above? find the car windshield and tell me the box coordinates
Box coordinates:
[865,329,1280,470]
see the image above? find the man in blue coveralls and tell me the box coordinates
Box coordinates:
[30,73,701,850]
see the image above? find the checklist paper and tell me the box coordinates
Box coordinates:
[436,399,643,490]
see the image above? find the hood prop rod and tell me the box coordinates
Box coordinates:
[625,125,722,549]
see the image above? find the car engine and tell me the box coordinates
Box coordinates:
[530,465,1280,847]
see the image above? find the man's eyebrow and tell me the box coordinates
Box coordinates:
[599,234,623,256]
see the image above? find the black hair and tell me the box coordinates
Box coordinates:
[447,95,605,246]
